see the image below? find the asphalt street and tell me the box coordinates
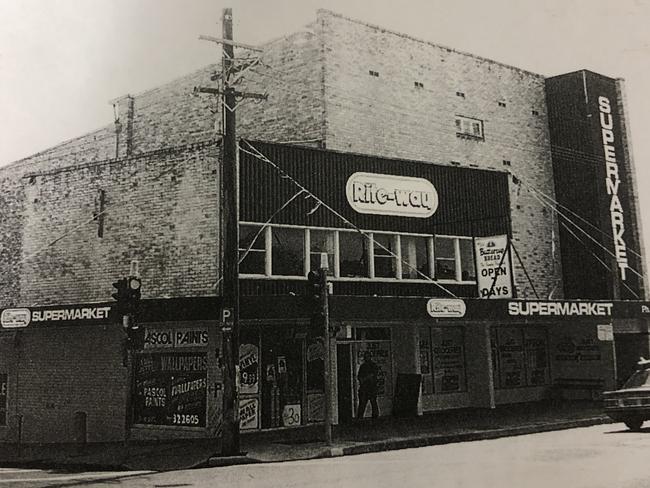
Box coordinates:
[2,423,649,488]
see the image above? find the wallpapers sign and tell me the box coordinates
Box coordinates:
[133,353,208,427]
[474,235,512,298]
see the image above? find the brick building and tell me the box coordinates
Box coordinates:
[0,10,647,443]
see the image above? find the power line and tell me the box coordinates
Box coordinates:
[240,139,460,298]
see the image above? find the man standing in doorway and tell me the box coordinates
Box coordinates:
[357,351,379,420]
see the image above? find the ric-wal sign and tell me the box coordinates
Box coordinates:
[475,235,513,299]
[346,172,438,218]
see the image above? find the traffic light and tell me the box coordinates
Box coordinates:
[111,278,129,322]
[306,269,326,333]
[111,276,143,348]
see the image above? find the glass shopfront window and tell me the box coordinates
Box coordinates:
[431,327,467,393]
[373,233,397,278]
[309,229,336,275]
[434,237,456,280]
[0,373,7,426]
[240,327,327,430]
[239,224,266,275]
[491,326,550,389]
[339,231,368,278]
[133,352,208,427]
[238,223,476,284]
[271,227,304,276]
[401,235,429,279]
[459,239,476,281]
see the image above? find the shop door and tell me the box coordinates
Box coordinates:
[337,344,353,424]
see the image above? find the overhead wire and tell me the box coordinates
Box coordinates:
[239,139,460,299]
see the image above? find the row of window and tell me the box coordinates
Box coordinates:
[239,223,477,283]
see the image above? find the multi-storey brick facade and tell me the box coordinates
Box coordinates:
[0,10,646,443]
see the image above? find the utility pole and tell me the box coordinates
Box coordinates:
[195,8,266,457]
[319,254,332,445]
[220,7,240,457]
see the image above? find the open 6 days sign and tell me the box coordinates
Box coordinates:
[346,172,438,218]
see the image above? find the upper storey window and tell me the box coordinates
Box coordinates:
[455,115,484,140]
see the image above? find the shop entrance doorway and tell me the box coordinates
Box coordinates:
[337,343,353,424]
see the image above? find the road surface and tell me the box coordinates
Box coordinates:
[1,423,647,487]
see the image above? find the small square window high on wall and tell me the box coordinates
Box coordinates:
[455,115,484,140]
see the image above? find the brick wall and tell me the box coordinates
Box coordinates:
[19,142,220,306]
[319,10,563,298]
[1,11,570,306]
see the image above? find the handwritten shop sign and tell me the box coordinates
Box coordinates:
[346,172,438,218]
[475,235,512,299]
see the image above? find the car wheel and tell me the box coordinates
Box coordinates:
[624,418,644,431]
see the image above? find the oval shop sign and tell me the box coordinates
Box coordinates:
[346,172,438,218]
[1,308,31,329]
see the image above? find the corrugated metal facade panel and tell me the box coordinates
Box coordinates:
[240,279,476,299]
[546,71,642,300]
[240,141,510,237]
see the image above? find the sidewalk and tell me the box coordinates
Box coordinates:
[0,401,612,472]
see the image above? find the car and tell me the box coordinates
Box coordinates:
[603,358,650,431]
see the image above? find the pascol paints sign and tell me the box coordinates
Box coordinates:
[144,328,209,349]
[346,172,438,218]
[426,299,466,318]
[475,235,512,298]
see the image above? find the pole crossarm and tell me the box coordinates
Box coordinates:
[193,86,268,100]
[199,34,263,52]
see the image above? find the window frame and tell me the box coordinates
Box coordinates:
[455,115,485,140]
[238,222,477,285]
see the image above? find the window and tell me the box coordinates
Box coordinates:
[455,115,484,139]
[239,224,266,275]
[400,235,430,279]
[459,239,476,281]
[435,236,476,282]
[238,224,475,284]
[0,373,6,426]
[372,233,397,278]
[339,231,368,278]
[434,237,456,280]
[491,327,550,389]
[309,229,336,275]
[431,327,467,393]
[271,227,304,276]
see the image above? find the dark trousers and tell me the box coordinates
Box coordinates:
[356,390,378,419]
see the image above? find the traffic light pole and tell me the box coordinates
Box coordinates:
[320,267,332,445]
[220,7,241,456]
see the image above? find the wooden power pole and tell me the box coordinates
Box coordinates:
[220,7,240,456]
[195,7,266,457]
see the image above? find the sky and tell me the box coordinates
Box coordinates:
[1,0,650,281]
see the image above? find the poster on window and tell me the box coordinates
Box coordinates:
[239,343,259,395]
[133,353,208,427]
[307,393,325,422]
[418,328,433,395]
[239,397,259,430]
[357,342,392,397]
[474,235,512,299]
[524,328,550,386]
[431,328,467,393]
[496,328,525,388]
[0,374,6,426]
